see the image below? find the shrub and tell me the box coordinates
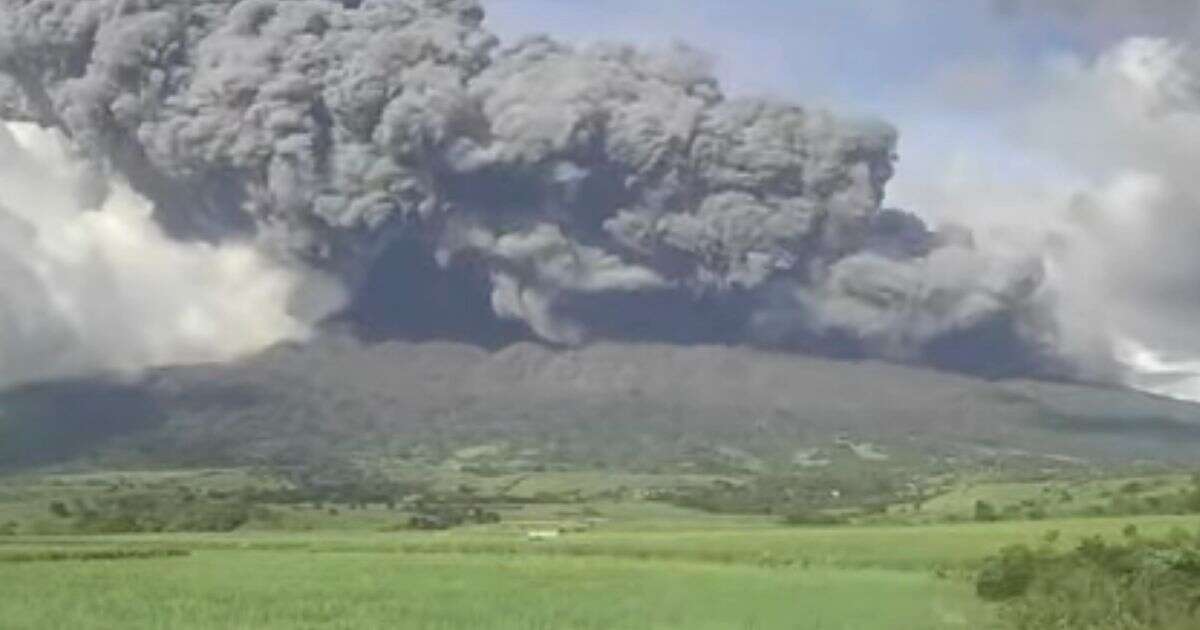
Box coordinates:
[69,493,259,533]
[0,548,189,563]
[782,509,847,527]
[408,514,451,530]
[1120,481,1145,495]
[974,500,999,522]
[976,544,1037,601]
[859,500,889,516]
[48,501,71,518]
[169,502,252,532]
[980,532,1200,629]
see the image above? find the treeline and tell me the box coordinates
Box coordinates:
[650,471,909,523]
[405,505,502,531]
[36,460,516,534]
[0,548,190,563]
[972,475,1200,524]
[240,481,418,511]
[48,493,266,534]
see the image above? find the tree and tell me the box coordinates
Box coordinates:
[974,500,999,523]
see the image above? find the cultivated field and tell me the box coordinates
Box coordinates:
[3,467,1200,629]
[0,549,983,630]
[6,514,1200,628]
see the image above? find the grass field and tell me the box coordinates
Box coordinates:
[5,514,1200,628]
[14,513,1195,567]
[4,467,1200,628]
[0,550,984,630]
[909,474,1196,522]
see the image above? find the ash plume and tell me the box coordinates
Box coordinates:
[0,121,339,387]
[0,0,1065,378]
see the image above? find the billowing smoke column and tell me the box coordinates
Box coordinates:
[0,0,1062,377]
[0,121,339,387]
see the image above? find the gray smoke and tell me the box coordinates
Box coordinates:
[0,0,1064,377]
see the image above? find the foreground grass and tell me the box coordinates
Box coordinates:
[5,515,1195,629]
[0,550,984,630]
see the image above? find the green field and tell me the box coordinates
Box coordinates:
[0,549,984,630]
[6,514,1200,629]
[4,466,1200,629]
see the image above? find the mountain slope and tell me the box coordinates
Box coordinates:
[4,338,1200,469]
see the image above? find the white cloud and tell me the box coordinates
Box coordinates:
[1118,337,1200,401]
[0,123,343,387]
[892,37,1200,400]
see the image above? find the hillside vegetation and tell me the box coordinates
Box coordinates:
[4,338,1200,470]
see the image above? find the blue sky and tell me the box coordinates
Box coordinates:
[485,1,1073,106]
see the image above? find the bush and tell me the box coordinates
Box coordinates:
[974,500,999,522]
[859,500,889,516]
[782,509,847,527]
[0,548,189,563]
[69,493,259,533]
[976,544,1037,601]
[48,501,71,518]
[979,532,1200,629]
[169,502,252,532]
[1121,481,1146,495]
[408,514,451,530]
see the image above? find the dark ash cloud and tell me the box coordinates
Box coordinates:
[0,0,1072,379]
